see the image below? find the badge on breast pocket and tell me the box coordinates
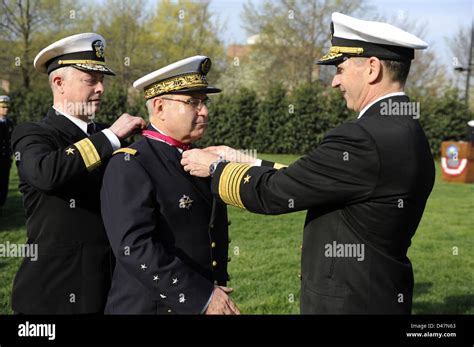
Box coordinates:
[178,194,193,209]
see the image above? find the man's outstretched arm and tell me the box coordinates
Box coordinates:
[182,123,379,215]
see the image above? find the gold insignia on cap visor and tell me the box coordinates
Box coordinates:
[319,46,364,62]
[144,72,208,100]
[58,60,107,66]
[134,55,221,98]
[74,63,114,74]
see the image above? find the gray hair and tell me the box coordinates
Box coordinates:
[146,96,171,118]
[146,98,154,117]
[48,66,75,90]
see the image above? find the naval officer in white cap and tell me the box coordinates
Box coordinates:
[182,13,435,314]
[11,33,146,314]
[101,56,238,314]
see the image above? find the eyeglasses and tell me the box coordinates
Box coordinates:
[160,97,211,110]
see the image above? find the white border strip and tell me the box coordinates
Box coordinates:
[441,158,468,176]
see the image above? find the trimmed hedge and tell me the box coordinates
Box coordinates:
[7,81,472,157]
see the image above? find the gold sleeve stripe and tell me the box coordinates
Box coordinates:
[273,162,288,169]
[230,165,249,208]
[218,163,251,209]
[113,148,138,156]
[224,164,242,207]
[229,164,250,209]
[218,164,234,206]
[74,138,101,171]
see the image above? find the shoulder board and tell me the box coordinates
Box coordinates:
[113,148,138,156]
[273,162,288,169]
[261,159,288,169]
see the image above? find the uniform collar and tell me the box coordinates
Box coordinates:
[149,123,184,153]
[53,105,94,135]
[357,92,406,119]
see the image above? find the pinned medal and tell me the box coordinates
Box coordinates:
[179,194,193,209]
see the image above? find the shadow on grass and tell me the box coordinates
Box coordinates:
[413,282,474,314]
[414,282,432,295]
[414,295,474,314]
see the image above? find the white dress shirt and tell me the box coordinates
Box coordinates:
[53,106,121,150]
[150,124,184,154]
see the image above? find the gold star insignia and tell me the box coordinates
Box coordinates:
[243,174,251,184]
[65,148,75,155]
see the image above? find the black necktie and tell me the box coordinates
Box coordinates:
[87,122,97,135]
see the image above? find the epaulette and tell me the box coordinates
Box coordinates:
[113,148,138,156]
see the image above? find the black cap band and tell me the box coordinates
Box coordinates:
[332,37,414,61]
[318,37,414,65]
[46,51,106,74]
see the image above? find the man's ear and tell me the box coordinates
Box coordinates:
[367,57,383,84]
[153,98,165,121]
[52,75,65,94]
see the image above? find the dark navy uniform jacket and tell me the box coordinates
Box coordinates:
[212,95,435,314]
[0,117,13,158]
[101,126,229,314]
[11,107,114,314]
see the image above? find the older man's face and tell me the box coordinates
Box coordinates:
[331,58,368,112]
[61,68,105,118]
[159,92,210,143]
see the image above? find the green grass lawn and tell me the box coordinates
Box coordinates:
[0,155,472,314]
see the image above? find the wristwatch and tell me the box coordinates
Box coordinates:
[209,156,229,177]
